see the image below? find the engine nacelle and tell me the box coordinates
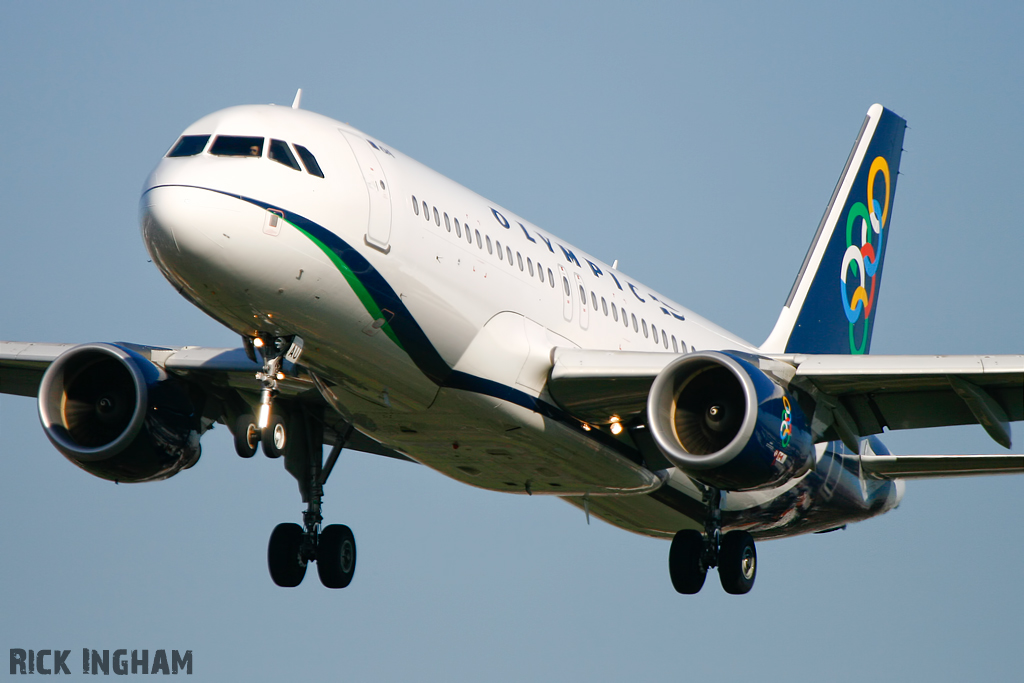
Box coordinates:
[37,343,201,483]
[647,351,813,491]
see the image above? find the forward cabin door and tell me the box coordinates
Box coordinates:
[340,130,393,253]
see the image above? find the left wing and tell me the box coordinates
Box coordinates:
[548,348,1024,470]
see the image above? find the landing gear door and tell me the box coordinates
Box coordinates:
[339,130,392,253]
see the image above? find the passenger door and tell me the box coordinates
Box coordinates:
[339,130,393,253]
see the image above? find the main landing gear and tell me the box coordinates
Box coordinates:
[668,488,757,595]
[234,334,357,589]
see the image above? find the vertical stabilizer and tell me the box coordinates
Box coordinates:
[761,105,906,355]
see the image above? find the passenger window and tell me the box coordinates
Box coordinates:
[475,230,482,248]
[444,213,451,232]
[423,201,430,220]
[210,135,264,157]
[662,330,669,348]
[454,218,462,237]
[466,226,473,244]
[651,324,657,342]
[294,144,324,177]
[167,135,209,157]
[486,235,493,254]
[269,139,301,170]
[601,297,608,316]
[632,313,638,332]
[672,335,678,353]
[527,258,534,276]
[433,207,440,226]
[412,196,419,215]
[538,264,544,282]
[591,291,598,310]
[562,276,570,296]
[642,319,649,338]
[496,241,503,261]
[611,302,618,321]
[507,246,513,263]
[517,252,524,271]
[548,269,555,287]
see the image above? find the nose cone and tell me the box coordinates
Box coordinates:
[140,185,275,329]
[141,185,259,285]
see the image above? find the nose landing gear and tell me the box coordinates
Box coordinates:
[668,487,757,595]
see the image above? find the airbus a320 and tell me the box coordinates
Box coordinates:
[2,93,1021,594]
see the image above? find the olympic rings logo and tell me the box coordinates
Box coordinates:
[779,396,793,448]
[840,155,890,354]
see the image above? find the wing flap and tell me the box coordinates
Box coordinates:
[787,354,1023,445]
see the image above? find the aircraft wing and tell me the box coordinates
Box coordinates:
[0,340,410,460]
[548,348,1024,455]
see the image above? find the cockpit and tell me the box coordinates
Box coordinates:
[166,134,324,178]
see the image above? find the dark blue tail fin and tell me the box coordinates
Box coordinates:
[761,104,906,355]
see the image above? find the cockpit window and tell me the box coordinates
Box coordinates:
[167,135,210,157]
[294,144,324,178]
[210,136,264,157]
[269,139,301,171]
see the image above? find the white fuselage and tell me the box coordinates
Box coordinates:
[140,104,901,539]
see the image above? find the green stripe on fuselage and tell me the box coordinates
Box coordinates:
[287,220,403,349]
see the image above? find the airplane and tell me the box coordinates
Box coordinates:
[1,92,1021,595]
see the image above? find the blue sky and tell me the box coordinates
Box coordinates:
[1,2,1021,681]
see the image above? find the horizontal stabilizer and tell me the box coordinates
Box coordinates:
[861,453,1024,479]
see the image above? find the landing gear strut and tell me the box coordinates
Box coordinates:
[265,410,357,589]
[668,487,757,595]
[254,334,292,458]
[233,334,357,589]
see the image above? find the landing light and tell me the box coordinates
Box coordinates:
[258,403,270,429]
[610,423,623,435]
[253,338,265,348]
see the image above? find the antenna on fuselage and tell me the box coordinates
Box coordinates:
[291,88,303,109]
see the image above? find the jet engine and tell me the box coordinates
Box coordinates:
[37,343,201,483]
[647,351,813,491]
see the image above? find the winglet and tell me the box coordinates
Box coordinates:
[761,104,906,355]
[291,88,303,110]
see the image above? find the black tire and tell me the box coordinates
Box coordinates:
[233,414,259,458]
[719,530,756,595]
[668,529,707,594]
[268,523,307,587]
[261,414,287,458]
[317,524,357,589]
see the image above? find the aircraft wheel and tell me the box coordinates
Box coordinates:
[268,523,307,587]
[719,530,756,595]
[262,414,287,458]
[317,524,357,589]
[233,414,259,458]
[669,529,707,594]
